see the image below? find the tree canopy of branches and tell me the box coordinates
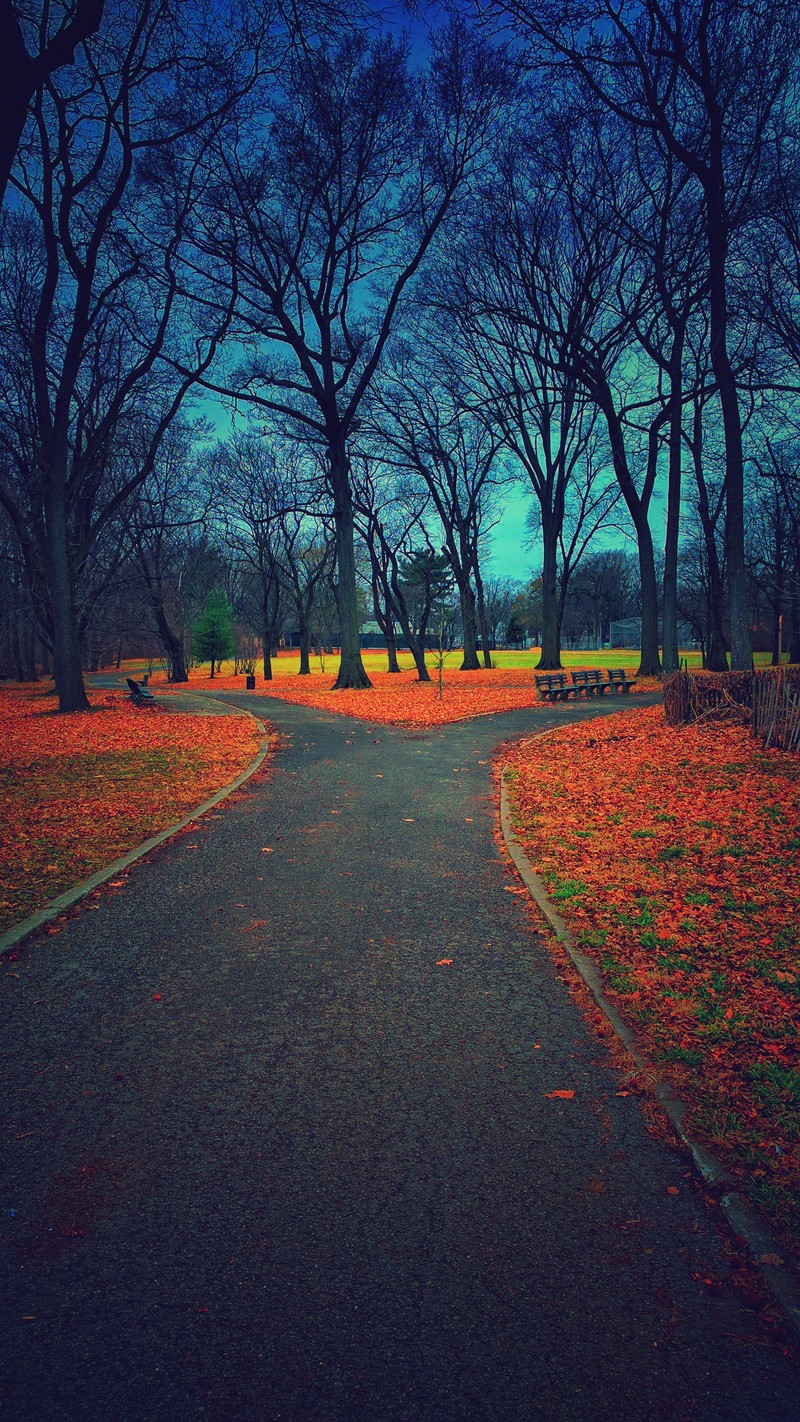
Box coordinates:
[0,0,268,709]
[195,16,511,688]
[487,0,798,670]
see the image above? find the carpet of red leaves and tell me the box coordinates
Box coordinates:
[165,664,650,727]
[504,704,800,1254]
[0,685,263,933]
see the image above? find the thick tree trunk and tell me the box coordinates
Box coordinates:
[47,484,89,712]
[329,444,371,690]
[299,631,311,675]
[410,640,431,682]
[474,565,493,669]
[690,405,729,671]
[537,515,562,669]
[148,597,188,682]
[636,524,662,678]
[459,580,480,670]
[593,385,661,676]
[386,636,400,672]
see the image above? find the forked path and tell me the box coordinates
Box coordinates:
[1,694,798,1421]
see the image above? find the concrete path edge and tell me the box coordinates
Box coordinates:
[0,704,270,956]
[499,761,800,1344]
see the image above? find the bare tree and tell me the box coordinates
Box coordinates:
[370,348,504,670]
[211,433,295,681]
[122,422,211,682]
[488,0,797,669]
[427,100,626,668]
[275,503,336,675]
[0,0,264,709]
[353,456,433,680]
[194,17,511,688]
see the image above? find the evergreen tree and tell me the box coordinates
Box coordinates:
[192,589,235,678]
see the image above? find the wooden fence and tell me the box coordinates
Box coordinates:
[752,674,800,752]
[663,667,800,752]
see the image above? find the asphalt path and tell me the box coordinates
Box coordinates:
[2,692,798,1421]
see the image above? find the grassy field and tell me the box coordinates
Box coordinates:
[136,646,662,679]
[131,646,786,682]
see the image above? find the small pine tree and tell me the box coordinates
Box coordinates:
[192,589,236,678]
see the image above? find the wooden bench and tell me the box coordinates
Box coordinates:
[126,677,156,706]
[571,669,609,697]
[535,672,575,702]
[607,668,637,694]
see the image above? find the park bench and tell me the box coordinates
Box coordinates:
[126,677,156,706]
[607,668,637,694]
[571,669,609,697]
[535,672,575,702]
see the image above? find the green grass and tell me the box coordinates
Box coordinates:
[123,647,657,679]
[122,647,787,682]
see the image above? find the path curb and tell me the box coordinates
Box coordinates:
[499,765,800,1345]
[0,703,270,956]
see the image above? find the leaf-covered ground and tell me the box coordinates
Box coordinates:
[504,705,800,1254]
[0,686,263,933]
[155,659,651,727]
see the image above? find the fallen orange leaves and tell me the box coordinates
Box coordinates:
[0,685,263,933]
[505,704,800,1255]
[156,664,644,727]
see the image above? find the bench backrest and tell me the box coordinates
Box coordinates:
[126,678,139,692]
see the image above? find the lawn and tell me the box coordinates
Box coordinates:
[503,704,800,1256]
[0,684,263,934]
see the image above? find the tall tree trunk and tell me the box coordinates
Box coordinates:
[705,172,752,670]
[690,402,729,671]
[298,622,311,675]
[409,639,431,682]
[459,579,480,670]
[385,633,400,672]
[161,621,188,683]
[537,513,562,669]
[329,444,371,690]
[661,338,685,672]
[46,483,89,711]
[474,564,493,669]
[593,383,661,676]
[142,575,188,682]
[262,603,273,681]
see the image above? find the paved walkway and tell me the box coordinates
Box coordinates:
[1,693,798,1421]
